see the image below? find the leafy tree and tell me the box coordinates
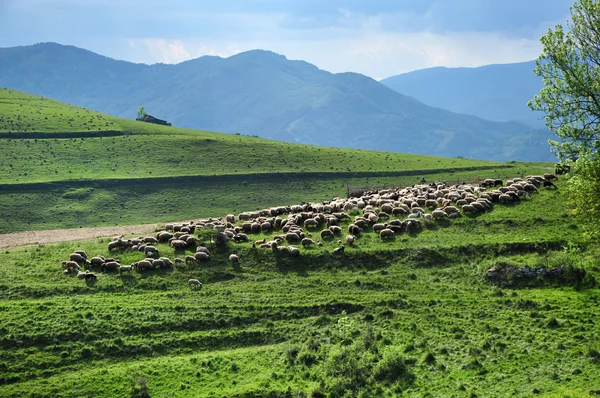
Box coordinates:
[137,106,146,120]
[529,0,600,240]
[528,0,600,161]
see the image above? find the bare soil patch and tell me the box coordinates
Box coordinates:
[0,223,162,248]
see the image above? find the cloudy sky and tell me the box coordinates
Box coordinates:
[0,0,574,79]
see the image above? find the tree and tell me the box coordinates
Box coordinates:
[528,0,600,161]
[137,106,146,120]
[529,0,600,240]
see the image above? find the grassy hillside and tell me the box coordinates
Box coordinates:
[0,43,554,162]
[0,179,598,397]
[0,88,553,233]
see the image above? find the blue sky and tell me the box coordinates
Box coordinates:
[0,0,574,79]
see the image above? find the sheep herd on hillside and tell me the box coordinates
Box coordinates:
[60,173,559,287]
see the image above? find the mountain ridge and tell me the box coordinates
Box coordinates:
[0,42,554,161]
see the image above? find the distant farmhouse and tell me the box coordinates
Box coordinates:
[136,114,171,126]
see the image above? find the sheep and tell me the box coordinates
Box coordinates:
[229,254,239,263]
[119,265,133,274]
[89,256,105,267]
[233,233,249,243]
[328,225,342,234]
[107,241,120,251]
[135,260,154,271]
[69,253,86,264]
[144,245,158,255]
[160,257,173,267]
[543,180,558,189]
[188,279,203,289]
[196,246,211,255]
[348,224,362,235]
[143,236,159,244]
[195,252,210,262]
[301,238,315,248]
[379,228,395,239]
[372,223,387,232]
[320,229,334,239]
[76,270,88,279]
[544,173,558,181]
[185,255,197,265]
[287,246,300,256]
[74,250,88,259]
[62,261,80,271]
[152,259,166,268]
[498,193,513,203]
[431,209,448,219]
[286,232,302,242]
[226,214,236,223]
[304,218,319,228]
[84,272,97,281]
[101,261,120,272]
[157,231,174,242]
[333,245,345,255]
[174,257,184,265]
[345,235,355,246]
[462,204,477,213]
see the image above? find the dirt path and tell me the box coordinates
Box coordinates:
[0,224,162,248]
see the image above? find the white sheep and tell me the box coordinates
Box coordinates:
[188,279,203,289]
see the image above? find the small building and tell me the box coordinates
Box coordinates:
[136,114,171,126]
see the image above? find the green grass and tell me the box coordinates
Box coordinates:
[1,184,599,397]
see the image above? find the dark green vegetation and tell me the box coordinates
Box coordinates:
[0,43,553,161]
[381,61,545,128]
[1,180,599,397]
[0,88,553,233]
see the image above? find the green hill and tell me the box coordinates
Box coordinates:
[0,88,551,233]
[381,61,545,127]
[0,43,554,162]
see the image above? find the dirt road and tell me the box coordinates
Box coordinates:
[0,224,161,248]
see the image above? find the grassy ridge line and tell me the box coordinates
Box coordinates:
[0,164,515,190]
[0,130,128,138]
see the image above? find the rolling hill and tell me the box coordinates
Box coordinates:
[380,61,545,127]
[0,88,550,233]
[0,43,554,162]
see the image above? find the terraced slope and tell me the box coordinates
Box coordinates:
[0,180,598,397]
[0,88,553,233]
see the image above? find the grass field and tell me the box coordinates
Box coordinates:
[0,180,599,397]
[2,87,597,397]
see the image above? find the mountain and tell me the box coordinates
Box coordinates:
[0,43,554,161]
[380,61,545,127]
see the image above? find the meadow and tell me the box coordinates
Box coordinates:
[1,88,598,397]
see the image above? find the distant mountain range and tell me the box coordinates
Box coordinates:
[380,61,545,128]
[0,42,554,161]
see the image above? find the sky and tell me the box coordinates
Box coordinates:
[0,0,575,79]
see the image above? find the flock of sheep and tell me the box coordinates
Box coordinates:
[60,174,558,288]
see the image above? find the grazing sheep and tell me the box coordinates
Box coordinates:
[69,253,86,264]
[320,229,334,239]
[62,261,80,271]
[462,204,477,213]
[448,212,462,219]
[226,214,236,223]
[499,193,512,203]
[188,279,203,289]
[543,180,558,189]
[152,259,166,268]
[76,270,88,279]
[348,224,362,235]
[174,257,184,265]
[304,218,319,228]
[379,228,395,239]
[286,232,302,242]
[84,272,97,281]
[345,235,355,246]
[432,209,448,219]
[233,233,249,243]
[287,246,300,256]
[102,261,120,272]
[74,250,88,259]
[544,173,558,181]
[328,225,342,234]
[301,238,315,248]
[196,246,211,255]
[119,265,133,274]
[195,252,210,262]
[229,254,239,263]
[144,237,159,244]
[157,231,174,242]
[89,256,105,267]
[333,245,345,255]
[372,223,387,232]
[160,257,173,267]
[135,260,154,271]
[185,255,197,265]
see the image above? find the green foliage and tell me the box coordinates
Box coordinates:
[137,106,146,120]
[529,0,600,160]
[566,154,600,240]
